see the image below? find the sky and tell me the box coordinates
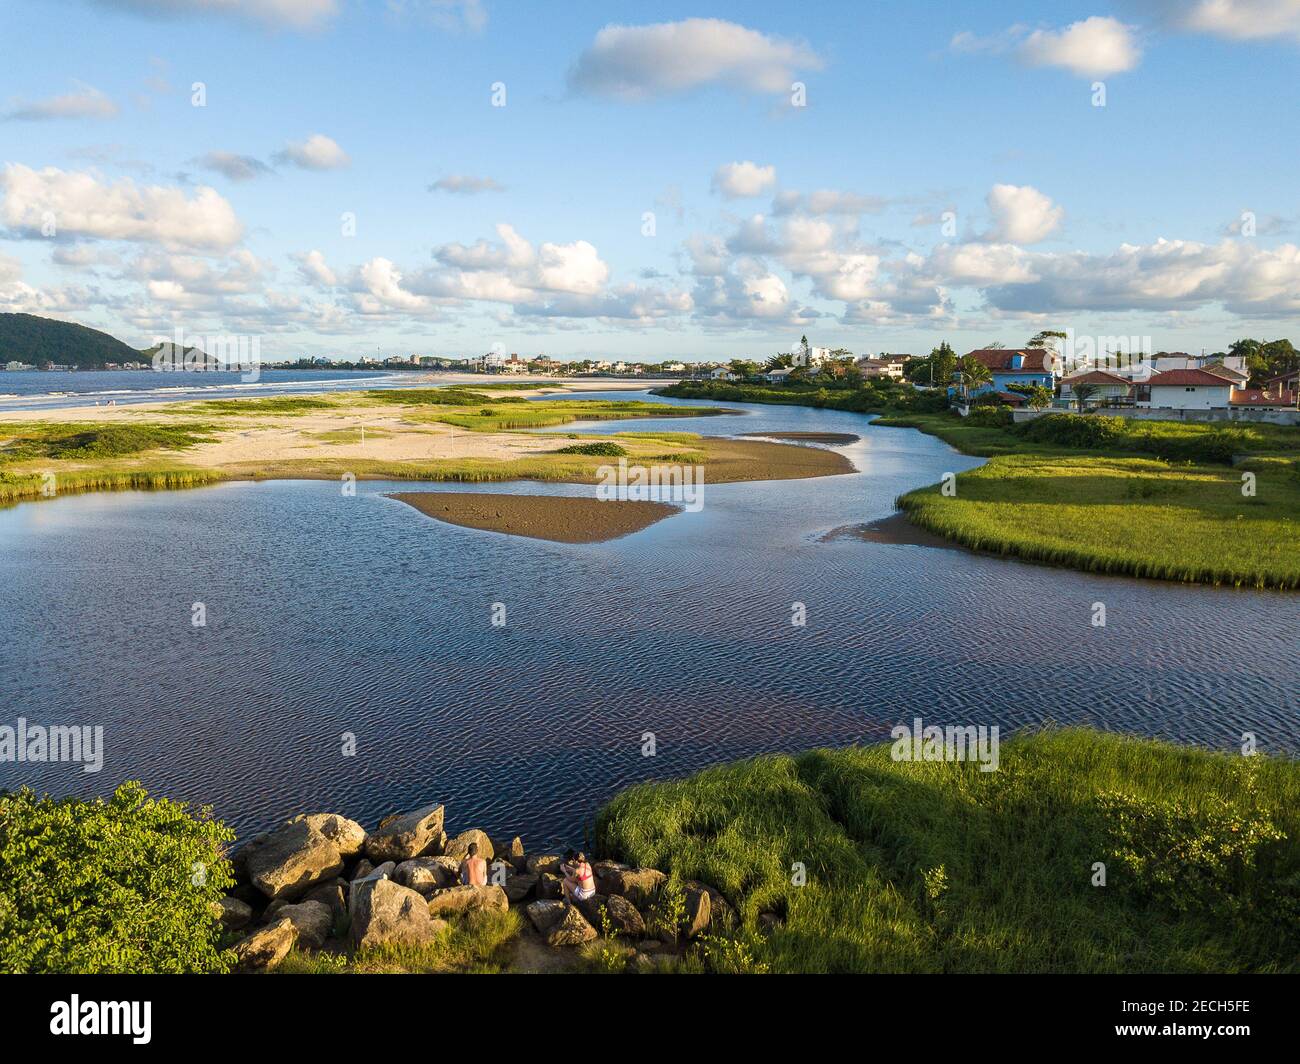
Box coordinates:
[1,0,1299,362]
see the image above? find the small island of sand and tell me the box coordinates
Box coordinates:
[389,492,680,543]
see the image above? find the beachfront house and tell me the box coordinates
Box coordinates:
[950,348,1055,401]
[1057,370,1134,408]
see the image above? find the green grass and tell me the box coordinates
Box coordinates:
[426,399,729,433]
[556,441,629,456]
[878,412,1300,588]
[0,421,215,464]
[193,396,337,415]
[595,728,1300,974]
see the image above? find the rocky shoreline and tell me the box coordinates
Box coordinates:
[218,802,735,973]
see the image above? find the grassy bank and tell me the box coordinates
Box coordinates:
[881,412,1300,589]
[595,728,1300,973]
[656,377,946,416]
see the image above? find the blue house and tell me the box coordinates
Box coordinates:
[949,348,1055,401]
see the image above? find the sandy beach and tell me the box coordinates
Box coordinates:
[390,491,680,543]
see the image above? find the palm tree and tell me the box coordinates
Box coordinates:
[956,357,992,405]
[1073,383,1098,413]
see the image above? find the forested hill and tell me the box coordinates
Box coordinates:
[0,313,141,369]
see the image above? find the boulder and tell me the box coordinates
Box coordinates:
[278,900,333,950]
[525,853,562,876]
[546,904,598,947]
[537,873,563,900]
[577,893,646,937]
[688,881,736,931]
[492,836,526,869]
[501,872,539,904]
[592,860,630,893]
[441,829,494,863]
[606,867,666,909]
[232,917,298,973]
[683,883,712,940]
[350,859,375,881]
[214,896,252,931]
[426,884,508,918]
[349,878,440,951]
[394,857,454,895]
[303,879,348,921]
[364,803,445,862]
[525,899,566,934]
[245,813,367,901]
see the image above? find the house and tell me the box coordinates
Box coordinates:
[792,338,832,367]
[1200,363,1251,388]
[1137,369,1236,410]
[709,367,737,381]
[663,362,686,373]
[1231,385,1297,409]
[952,348,1054,399]
[1058,370,1134,408]
[856,357,904,380]
[762,367,794,384]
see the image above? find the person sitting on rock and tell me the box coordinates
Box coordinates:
[561,851,596,903]
[459,842,487,887]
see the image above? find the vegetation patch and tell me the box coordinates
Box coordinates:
[556,441,629,457]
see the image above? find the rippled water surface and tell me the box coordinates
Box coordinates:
[2,392,1296,847]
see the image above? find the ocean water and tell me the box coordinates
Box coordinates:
[1,395,1295,848]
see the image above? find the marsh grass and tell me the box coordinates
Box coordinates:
[193,396,336,415]
[595,728,1300,974]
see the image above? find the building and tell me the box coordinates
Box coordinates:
[856,357,905,381]
[4,361,35,371]
[762,367,794,384]
[709,367,737,381]
[953,348,1055,399]
[1231,385,1297,409]
[1058,370,1134,408]
[1137,369,1236,410]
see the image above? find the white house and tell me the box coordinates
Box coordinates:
[1058,370,1133,407]
[762,366,794,383]
[710,367,737,381]
[1139,369,1237,410]
[856,357,904,380]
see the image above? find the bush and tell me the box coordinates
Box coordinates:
[556,441,629,457]
[1012,413,1126,449]
[0,782,236,973]
[967,406,1013,429]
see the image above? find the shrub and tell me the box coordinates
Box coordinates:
[967,406,1013,429]
[556,441,629,457]
[1012,413,1126,449]
[0,781,236,973]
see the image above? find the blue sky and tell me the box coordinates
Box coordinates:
[1,0,1298,361]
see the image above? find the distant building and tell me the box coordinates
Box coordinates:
[1058,370,1134,408]
[856,357,905,380]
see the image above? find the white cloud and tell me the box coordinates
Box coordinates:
[568,18,823,99]
[712,161,776,199]
[429,174,504,194]
[385,0,487,33]
[983,184,1064,244]
[0,164,244,251]
[1155,0,1300,43]
[5,83,118,121]
[952,17,1142,78]
[274,134,350,171]
[773,189,889,216]
[88,0,340,31]
[1020,17,1142,76]
[293,249,338,287]
[194,151,273,181]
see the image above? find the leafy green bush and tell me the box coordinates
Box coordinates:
[556,441,629,457]
[1012,413,1126,449]
[967,406,1014,428]
[0,782,236,973]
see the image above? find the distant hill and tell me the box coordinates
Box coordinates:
[0,313,141,370]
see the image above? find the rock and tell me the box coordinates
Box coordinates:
[278,900,333,950]
[245,813,367,901]
[683,883,712,940]
[364,803,445,862]
[214,896,252,931]
[577,893,646,937]
[546,904,598,947]
[688,881,736,931]
[351,859,375,881]
[525,853,562,876]
[441,829,494,863]
[537,873,563,900]
[492,836,526,868]
[592,860,630,893]
[263,898,290,923]
[525,899,567,933]
[606,867,667,909]
[501,872,539,904]
[426,884,508,918]
[303,879,348,921]
[349,878,440,951]
[394,857,454,895]
[232,918,298,972]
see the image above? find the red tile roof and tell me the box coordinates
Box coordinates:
[1062,370,1131,387]
[992,390,1027,405]
[963,348,1050,372]
[1146,369,1237,387]
[1200,363,1249,381]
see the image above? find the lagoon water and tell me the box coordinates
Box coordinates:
[1,392,1296,847]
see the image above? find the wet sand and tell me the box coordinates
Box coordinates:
[389,492,680,543]
[822,512,956,549]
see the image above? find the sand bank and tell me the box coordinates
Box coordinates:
[389,491,679,543]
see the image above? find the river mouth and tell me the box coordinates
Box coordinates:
[1,391,1295,848]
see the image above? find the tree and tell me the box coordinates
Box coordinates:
[1025,384,1053,410]
[1027,330,1067,349]
[0,781,236,973]
[908,342,956,386]
[764,353,793,371]
[956,357,992,403]
[729,359,759,377]
[1072,382,1099,413]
